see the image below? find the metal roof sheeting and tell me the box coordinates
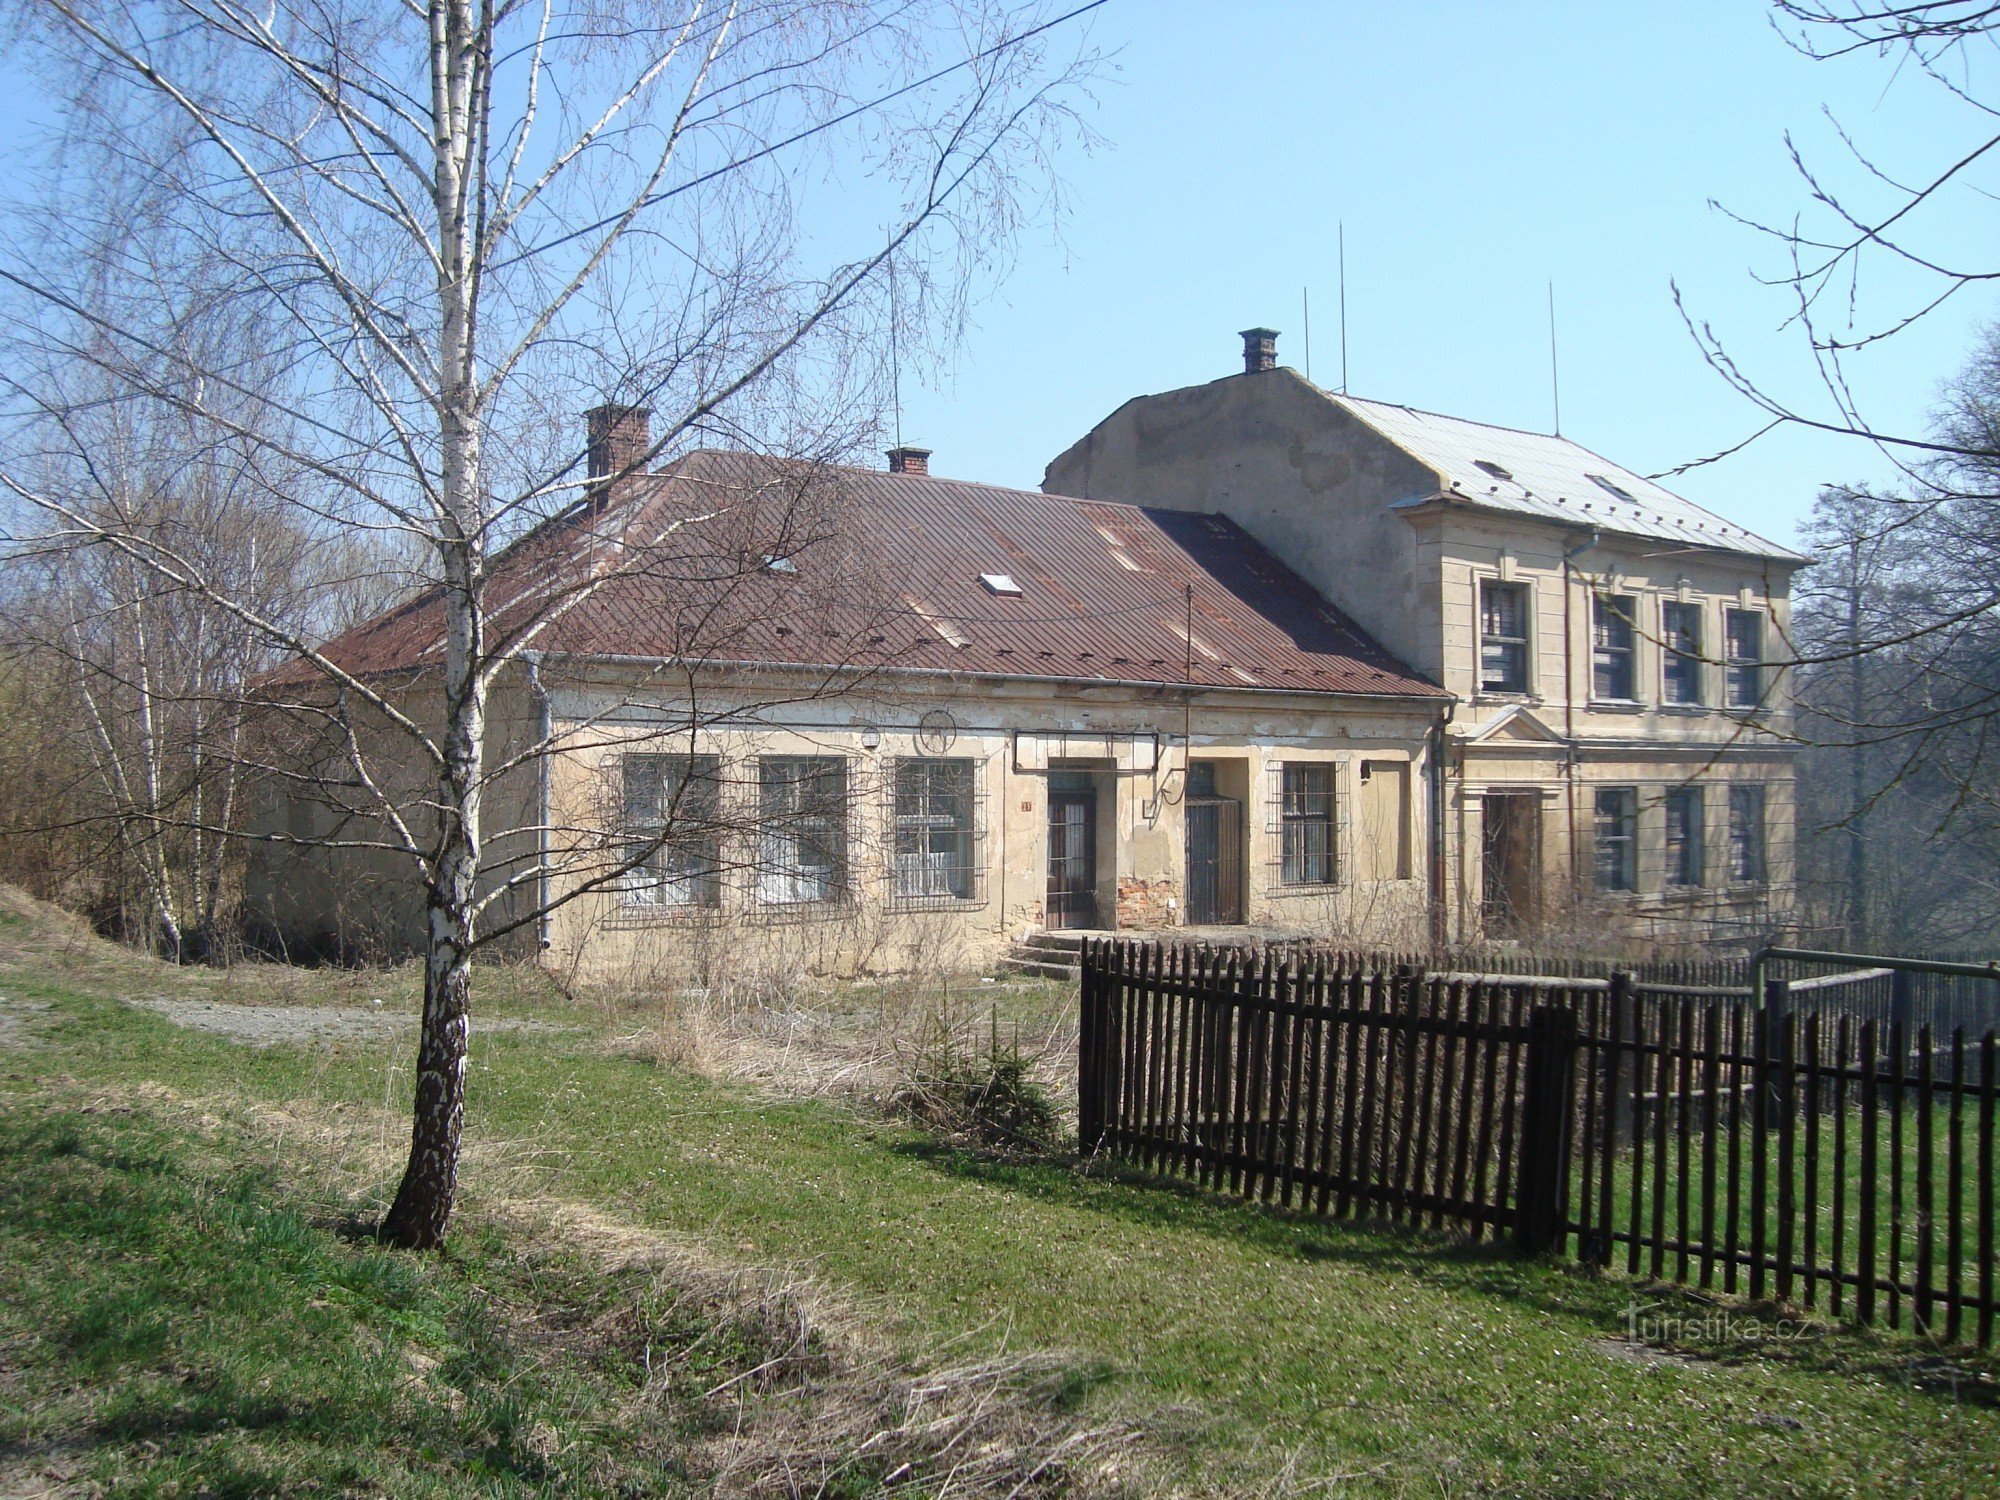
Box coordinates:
[305,450,1444,701]
[1329,393,1806,563]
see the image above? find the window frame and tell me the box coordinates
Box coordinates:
[756,755,849,907]
[1725,608,1765,710]
[1660,600,1705,707]
[890,756,982,908]
[1593,786,1638,893]
[1663,785,1706,890]
[619,752,723,910]
[1727,783,1767,886]
[1592,593,1639,703]
[1278,762,1338,887]
[1477,578,1531,696]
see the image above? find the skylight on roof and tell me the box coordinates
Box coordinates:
[980,572,1022,596]
[1474,460,1514,482]
[763,553,798,574]
[1586,473,1637,504]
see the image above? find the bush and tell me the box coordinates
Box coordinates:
[892,1005,1062,1151]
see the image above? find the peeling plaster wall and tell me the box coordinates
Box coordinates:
[1044,368,1445,674]
[533,667,1439,982]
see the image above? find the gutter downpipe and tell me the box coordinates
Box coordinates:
[524,651,553,955]
[1561,530,1601,908]
[1428,699,1454,949]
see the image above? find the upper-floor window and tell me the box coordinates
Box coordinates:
[893,757,977,903]
[1664,786,1705,888]
[622,753,722,908]
[1728,784,1766,884]
[1592,594,1638,702]
[1661,601,1704,706]
[1725,609,1764,709]
[1279,762,1337,886]
[1594,787,1638,892]
[758,756,847,905]
[1479,580,1530,694]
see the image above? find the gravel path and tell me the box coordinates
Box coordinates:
[125,997,571,1048]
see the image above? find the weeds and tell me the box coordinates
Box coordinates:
[892,1001,1065,1151]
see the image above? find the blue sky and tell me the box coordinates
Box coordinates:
[1,3,1986,554]
[889,1,1996,549]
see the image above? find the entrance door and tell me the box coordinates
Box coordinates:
[1481,792,1540,934]
[1047,784,1099,929]
[1185,797,1244,925]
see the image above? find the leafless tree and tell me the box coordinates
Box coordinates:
[0,0,1096,1249]
[1658,5,2000,947]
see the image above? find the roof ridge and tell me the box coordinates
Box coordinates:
[683,444,1150,511]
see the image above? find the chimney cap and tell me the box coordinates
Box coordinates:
[886,445,932,475]
[1239,327,1280,374]
[585,403,654,485]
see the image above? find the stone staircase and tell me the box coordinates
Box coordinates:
[997,929,1088,981]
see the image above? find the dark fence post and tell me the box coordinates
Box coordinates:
[1582,971,1633,1267]
[1767,976,1797,1304]
[1515,1002,1579,1256]
[1078,939,1105,1153]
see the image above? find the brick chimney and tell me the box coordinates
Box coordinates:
[585,403,652,502]
[1239,327,1279,374]
[886,445,931,476]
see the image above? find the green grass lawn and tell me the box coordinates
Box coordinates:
[1596,1097,1995,1337]
[0,1101,713,1497]
[5,898,2000,1495]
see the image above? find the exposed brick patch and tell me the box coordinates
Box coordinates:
[1116,876,1176,930]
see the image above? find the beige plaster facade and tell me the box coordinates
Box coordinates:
[535,669,1439,984]
[1045,361,1805,949]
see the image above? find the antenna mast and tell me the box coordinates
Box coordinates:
[1302,286,1312,383]
[1338,222,1349,394]
[888,228,903,450]
[1548,280,1561,437]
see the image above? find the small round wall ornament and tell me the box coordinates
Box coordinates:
[915,709,958,755]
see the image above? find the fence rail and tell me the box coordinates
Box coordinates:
[1079,939,2000,1348]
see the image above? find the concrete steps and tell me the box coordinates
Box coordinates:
[996,929,1089,982]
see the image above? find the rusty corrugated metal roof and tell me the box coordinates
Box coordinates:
[301,449,1444,700]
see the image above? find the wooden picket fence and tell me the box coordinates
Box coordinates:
[1078,939,2000,1347]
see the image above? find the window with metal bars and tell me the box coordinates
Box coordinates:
[621,754,722,908]
[891,758,980,905]
[1592,594,1637,701]
[1661,601,1704,705]
[1279,762,1337,886]
[1479,580,1530,694]
[757,756,847,905]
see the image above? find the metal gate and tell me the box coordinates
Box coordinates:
[1185,796,1243,924]
[1047,788,1099,928]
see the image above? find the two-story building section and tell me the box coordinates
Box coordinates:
[1045,329,1808,948]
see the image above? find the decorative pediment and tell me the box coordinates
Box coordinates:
[1455,704,1567,746]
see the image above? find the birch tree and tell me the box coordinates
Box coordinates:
[0,0,1095,1249]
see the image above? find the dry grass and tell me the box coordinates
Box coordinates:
[582,965,1080,1126]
